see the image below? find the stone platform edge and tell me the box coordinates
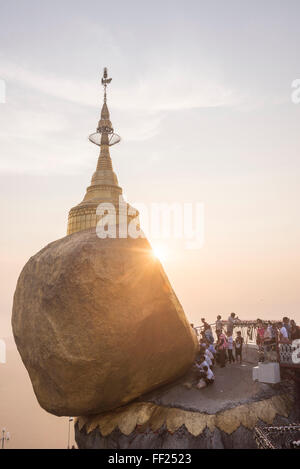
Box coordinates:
[76,393,293,437]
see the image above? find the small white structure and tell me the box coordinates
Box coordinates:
[252,366,259,381]
[252,362,281,384]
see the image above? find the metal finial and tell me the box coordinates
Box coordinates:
[101,67,112,103]
[88,68,120,147]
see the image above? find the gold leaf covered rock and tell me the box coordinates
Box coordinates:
[12,229,198,416]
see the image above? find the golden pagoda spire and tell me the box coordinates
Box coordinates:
[89,68,121,178]
[67,68,137,236]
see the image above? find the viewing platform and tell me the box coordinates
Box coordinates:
[75,319,299,449]
[75,344,296,449]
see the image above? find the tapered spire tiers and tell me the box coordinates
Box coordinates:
[88,69,121,147]
[67,68,137,235]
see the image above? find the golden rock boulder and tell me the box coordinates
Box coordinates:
[12,229,198,416]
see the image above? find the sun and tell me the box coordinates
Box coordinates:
[152,244,168,262]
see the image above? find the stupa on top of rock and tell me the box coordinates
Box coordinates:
[12,68,198,417]
[67,68,137,235]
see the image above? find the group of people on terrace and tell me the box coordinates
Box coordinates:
[190,313,300,389]
[190,312,244,388]
[256,317,300,347]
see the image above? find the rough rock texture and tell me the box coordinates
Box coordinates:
[12,229,198,416]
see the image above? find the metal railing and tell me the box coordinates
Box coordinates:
[194,320,261,345]
[255,424,300,449]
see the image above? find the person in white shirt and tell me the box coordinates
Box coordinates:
[282,317,291,340]
[195,355,211,380]
[205,347,214,360]
[226,334,235,363]
[196,356,210,371]
[203,365,215,385]
[227,312,235,335]
[208,343,216,355]
[205,348,214,367]
[204,351,212,368]
[279,323,289,343]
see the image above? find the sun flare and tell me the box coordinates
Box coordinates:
[152,244,168,262]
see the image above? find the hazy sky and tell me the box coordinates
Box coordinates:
[1,0,300,341]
